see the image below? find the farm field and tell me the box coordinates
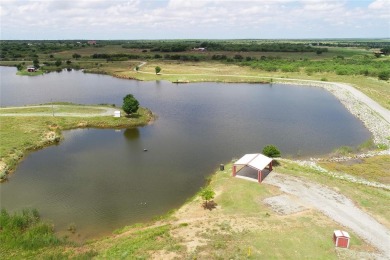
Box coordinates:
[0,39,389,259]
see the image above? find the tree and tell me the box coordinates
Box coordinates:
[33,58,40,68]
[380,47,390,55]
[155,66,161,74]
[122,94,139,115]
[200,187,215,208]
[72,53,81,59]
[262,144,281,158]
[55,59,62,67]
[16,63,23,71]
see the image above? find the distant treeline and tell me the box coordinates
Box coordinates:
[122,41,326,53]
[92,53,206,61]
[1,39,390,60]
[316,41,390,49]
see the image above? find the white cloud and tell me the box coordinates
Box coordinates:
[0,0,389,39]
[302,2,344,12]
[369,0,390,9]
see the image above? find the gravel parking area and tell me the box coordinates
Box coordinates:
[263,172,390,259]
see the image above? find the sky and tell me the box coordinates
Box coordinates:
[0,0,389,40]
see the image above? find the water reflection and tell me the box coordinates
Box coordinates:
[124,128,140,140]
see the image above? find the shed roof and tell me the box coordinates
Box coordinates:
[334,230,350,238]
[234,153,272,171]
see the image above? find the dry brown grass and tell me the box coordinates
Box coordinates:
[319,155,390,184]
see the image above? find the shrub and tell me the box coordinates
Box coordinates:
[378,71,390,81]
[55,59,62,67]
[200,187,215,208]
[333,146,353,156]
[262,145,281,158]
[377,143,389,150]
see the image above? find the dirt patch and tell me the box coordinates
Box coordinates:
[44,131,60,143]
[0,161,7,172]
[263,194,308,215]
[0,161,8,180]
[77,122,88,127]
[150,250,180,260]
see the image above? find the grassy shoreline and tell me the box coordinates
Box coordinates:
[3,159,387,259]
[0,104,154,181]
[83,159,388,258]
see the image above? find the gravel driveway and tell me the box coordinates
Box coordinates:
[263,172,390,258]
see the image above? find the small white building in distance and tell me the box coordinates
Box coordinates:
[114,111,121,118]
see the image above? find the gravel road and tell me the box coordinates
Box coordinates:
[0,105,118,117]
[263,172,390,258]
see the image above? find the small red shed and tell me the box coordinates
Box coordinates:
[333,230,350,248]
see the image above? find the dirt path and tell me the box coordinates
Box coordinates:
[0,105,118,117]
[133,61,147,71]
[263,172,390,258]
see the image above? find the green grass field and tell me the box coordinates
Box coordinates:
[0,41,389,259]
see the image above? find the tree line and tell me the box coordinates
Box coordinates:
[241,55,390,79]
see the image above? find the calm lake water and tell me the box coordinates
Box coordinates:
[0,66,370,240]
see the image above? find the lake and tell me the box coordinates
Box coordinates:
[0,67,371,240]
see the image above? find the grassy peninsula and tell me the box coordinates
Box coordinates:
[0,104,154,180]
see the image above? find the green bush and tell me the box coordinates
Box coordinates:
[378,71,390,81]
[262,145,281,158]
[200,187,215,207]
[377,143,389,150]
